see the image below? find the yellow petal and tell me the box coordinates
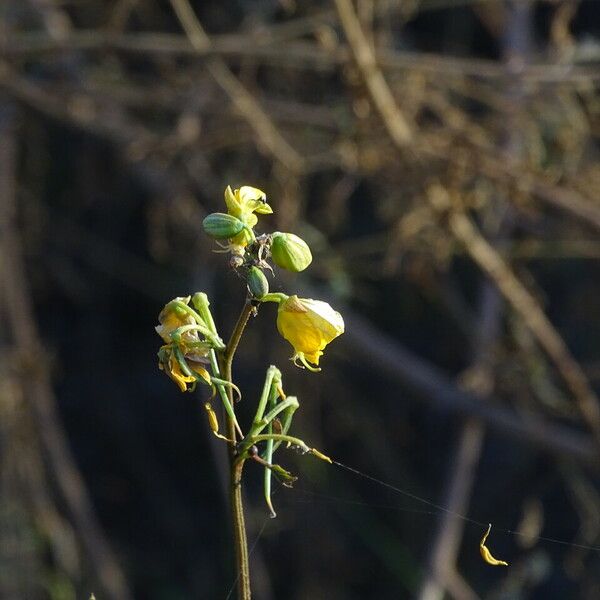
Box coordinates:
[155,296,194,342]
[238,185,266,205]
[224,185,243,218]
[230,227,255,248]
[167,354,195,392]
[254,203,273,215]
[480,524,508,566]
[277,296,344,367]
[189,363,212,386]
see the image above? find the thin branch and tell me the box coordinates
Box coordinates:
[333,1,600,443]
[0,98,132,600]
[334,0,413,146]
[310,287,599,465]
[418,280,502,600]
[169,0,305,174]
[5,30,600,84]
[428,184,600,443]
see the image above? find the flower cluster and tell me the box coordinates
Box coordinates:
[201,184,344,371]
[155,185,344,517]
[156,296,222,392]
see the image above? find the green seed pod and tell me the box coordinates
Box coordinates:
[270,232,313,272]
[247,266,269,299]
[202,213,245,239]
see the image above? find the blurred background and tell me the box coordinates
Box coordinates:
[1,0,600,598]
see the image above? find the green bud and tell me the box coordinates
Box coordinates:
[247,266,269,299]
[270,232,312,272]
[202,213,245,239]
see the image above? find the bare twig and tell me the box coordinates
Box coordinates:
[0,98,132,600]
[6,30,600,83]
[419,419,485,600]
[333,1,600,443]
[428,184,600,443]
[334,0,413,146]
[418,280,502,600]
[169,0,305,174]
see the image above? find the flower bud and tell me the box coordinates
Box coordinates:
[202,213,245,239]
[247,266,269,299]
[270,232,312,272]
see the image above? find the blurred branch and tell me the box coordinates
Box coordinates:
[169,0,305,174]
[445,568,480,600]
[0,98,132,600]
[334,1,600,443]
[4,64,598,466]
[4,31,600,83]
[418,281,502,600]
[428,185,600,443]
[6,66,596,465]
[419,419,485,600]
[334,0,413,146]
[329,297,599,465]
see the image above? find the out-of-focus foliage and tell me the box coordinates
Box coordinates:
[1,0,600,598]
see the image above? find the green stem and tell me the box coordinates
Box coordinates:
[192,293,220,336]
[261,292,288,304]
[260,397,299,432]
[220,301,254,600]
[209,349,242,438]
[170,300,225,349]
[246,433,309,451]
[263,427,276,518]
[252,365,280,426]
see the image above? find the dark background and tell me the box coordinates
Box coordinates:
[1,1,600,598]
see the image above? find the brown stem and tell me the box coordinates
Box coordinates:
[220,301,255,600]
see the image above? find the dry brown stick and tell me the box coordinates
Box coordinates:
[0,99,132,600]
[419,419,485,600]
[334,0,412,146]
[335,0,600,443]
[463,149,600,234]
[5,31,600,83]
[418,280,502,600]
[169,0,305,174]
[428,184,600,443]
[334,0,600,234]
[445,568,481,600]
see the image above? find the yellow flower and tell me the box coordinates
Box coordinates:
[277,295,344,370]
[155,296,195,343]
[158,346,212,393]
[155,297,211,360]
[224,185,272,247]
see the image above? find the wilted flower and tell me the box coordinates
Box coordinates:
[155,296,194,342]
[156,297,211,356]
[276,295,344,370]
[156,297,214,392]
[158,346,211,393]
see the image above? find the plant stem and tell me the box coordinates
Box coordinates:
[220,301,254,600]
